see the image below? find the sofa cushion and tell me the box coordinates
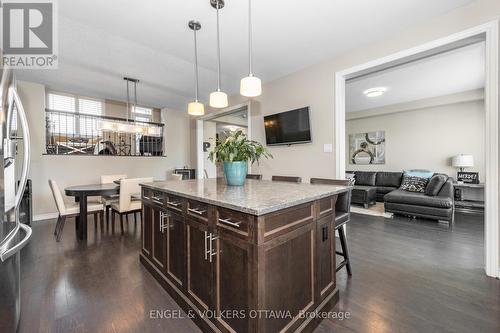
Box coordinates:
[425,174,448,196]
[375,186,398,195]
[375,172,403,187]
[400,175,429,193]
[384,189,453,209]
[354,171,377,186]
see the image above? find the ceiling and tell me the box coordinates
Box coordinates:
[346,42,486,112]
[16,0,475,112]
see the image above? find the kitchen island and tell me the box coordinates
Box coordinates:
[140,179,351,333]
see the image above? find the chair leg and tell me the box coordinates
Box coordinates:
[120,214,124,233]
[126,214,129,224]
[54,215,62,235]
[94,212,98,229]
[338,226,352,276]
[111,210,115,232]
[56,216,67,242]
[106,206,110,224]
[134,212,137,224]
[99,211,104,232]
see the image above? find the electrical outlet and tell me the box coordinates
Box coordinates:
[323,143,333,153]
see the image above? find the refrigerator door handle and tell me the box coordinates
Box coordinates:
[0,223,32,262]
[8,86,31,209]
[0,85,31,251]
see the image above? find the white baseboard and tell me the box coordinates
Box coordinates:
[33,212,58,222]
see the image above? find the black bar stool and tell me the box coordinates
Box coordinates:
[310,178,352,276]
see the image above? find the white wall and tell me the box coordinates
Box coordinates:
[212,0,500,182]
[203,121,217,178]
[18,80,192,218]
[195,0,500,268]
[346,100,485,177]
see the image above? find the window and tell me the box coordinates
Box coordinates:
[132,105,153,123]
[46,92,103,137]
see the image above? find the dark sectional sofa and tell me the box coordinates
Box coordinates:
[348,171,455,225]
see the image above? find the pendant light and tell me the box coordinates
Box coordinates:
[240,0,262,97]
[188,20,205,116]
[209,0,229,108]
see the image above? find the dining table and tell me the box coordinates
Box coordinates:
[65,183,120,240]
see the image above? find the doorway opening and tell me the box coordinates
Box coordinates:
[335,22,499,278]
[196,103,251,179]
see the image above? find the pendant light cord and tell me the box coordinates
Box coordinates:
[126,79,130,122]
[248,0,253,76]
[193,28,200,102]
[216,2,222,91]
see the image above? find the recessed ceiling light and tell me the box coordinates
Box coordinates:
[363,87,387,97]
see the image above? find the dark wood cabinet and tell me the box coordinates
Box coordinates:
[214,232,253,333]
[186,218,213,311]
[140,188,344,333]
[165,211,186,288]
[141,203,153,260]
[316,215,336,303]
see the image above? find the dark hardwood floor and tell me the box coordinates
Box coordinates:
[18,212,500,333]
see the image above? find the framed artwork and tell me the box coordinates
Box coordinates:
[349,131,386,165]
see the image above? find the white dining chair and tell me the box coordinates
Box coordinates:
[100,174,127,224]
[171,174,183,181]
[49,180,104,241]
[110,177,153,232]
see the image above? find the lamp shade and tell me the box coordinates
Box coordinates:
[188,101,205,116]
[240,75,262,97]
[452,154,474,168]
[209,91,228,108]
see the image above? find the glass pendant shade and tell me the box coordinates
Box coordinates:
[240,75,262,97]
[209,90,228,108]
[188,101,205,116]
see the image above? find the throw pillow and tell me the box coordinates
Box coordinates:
[400,175,429,193]
[425,174,448,196]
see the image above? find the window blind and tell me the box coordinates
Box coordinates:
[47,92,103,137]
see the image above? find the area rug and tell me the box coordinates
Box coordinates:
[351,202,393,218]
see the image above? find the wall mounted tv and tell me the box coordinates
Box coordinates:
[264,107,311,146]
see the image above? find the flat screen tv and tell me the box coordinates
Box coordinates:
[264,107,311,145]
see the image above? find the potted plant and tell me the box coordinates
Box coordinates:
[208,130,272,186]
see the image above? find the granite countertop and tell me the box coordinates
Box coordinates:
[141,179,351,216]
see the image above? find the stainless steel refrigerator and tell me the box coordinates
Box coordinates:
[0,68,32,332]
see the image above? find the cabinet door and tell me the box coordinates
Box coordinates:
[142,204,153,260]
[214,233,252,333]
[316,215,335,303]
[186,219,213,311]
[166,211,186,288]
[152,208,166,270]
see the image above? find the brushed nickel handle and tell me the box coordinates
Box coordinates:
[167,201,181,207]
[160,212,170,233]
[218,218,241,228]
[209,234,219,263]
[204,231,209,260]
[188,207,206,215]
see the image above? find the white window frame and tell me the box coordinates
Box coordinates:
[46,90,105,137]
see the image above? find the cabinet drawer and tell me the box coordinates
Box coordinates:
[216,207,252,239]
[165,194,184,213]
[142,188,165,207]
[186,200,209,223]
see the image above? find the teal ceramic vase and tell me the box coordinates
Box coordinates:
[223,161,248,186]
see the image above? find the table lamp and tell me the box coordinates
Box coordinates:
[452,154,474,172]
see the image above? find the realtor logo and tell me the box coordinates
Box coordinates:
[1,0,58,68]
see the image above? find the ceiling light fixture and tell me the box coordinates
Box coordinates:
[188,20,205,116]
[209,0,229,108]
[98,77,162,136]
[240,0,262,97]
[363,87,387,98]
